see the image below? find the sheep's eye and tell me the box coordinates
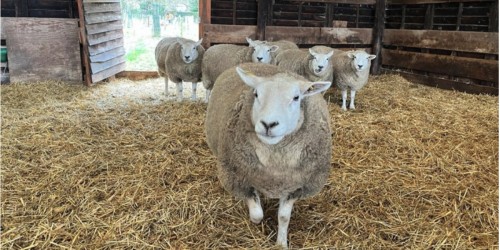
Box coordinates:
[254,91,258,98]
[293,96,299,101]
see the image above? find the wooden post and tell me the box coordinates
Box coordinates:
[16,0,29,17]
[76,0,92,86]
[199,0,211,47]
[371,0,386,75]
[489,1,498,32]
[257,0,272,40]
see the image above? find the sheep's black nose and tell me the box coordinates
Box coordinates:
[257,57,263,62]
[318,65,324,70]
[357,64,363,69]
[261,121,279,130]
[185,56,191,60]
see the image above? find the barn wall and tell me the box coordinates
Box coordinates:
[200,0,498,95]
[0,0,78,18]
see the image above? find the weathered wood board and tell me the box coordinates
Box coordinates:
[1,17,82,82]
[265,26,373,45]
[382,49,498,82]
[384,29,499,54]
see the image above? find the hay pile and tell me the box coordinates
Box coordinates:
[1,75,498,249]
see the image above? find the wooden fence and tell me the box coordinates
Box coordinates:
[200,0,498,95]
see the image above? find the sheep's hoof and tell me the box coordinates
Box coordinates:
[249,208,263,224]
[341,106,347,111]
[276,238,288,249]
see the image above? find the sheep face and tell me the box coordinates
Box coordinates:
[246,37,279,64]
[178,38,203,64]
[309,48,334,76]
[236,67,331,145]
[347,51,376,72]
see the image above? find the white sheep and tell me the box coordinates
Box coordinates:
[253,39,299,64]
[154,37,204,101]
[275,45,334,82]
[331,50,376,111]
[205,63,332,248]
[201,37,279,102]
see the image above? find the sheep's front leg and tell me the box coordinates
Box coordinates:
[277,196,297,248]
[349,89,356,110]
[164,77,169,96]
[246,190,263,224]
[176,82,183,102]
[205,89,211,103]
[341,89,348,111]
[191,82,197,101]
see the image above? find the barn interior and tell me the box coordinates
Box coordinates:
[1,0,498,249]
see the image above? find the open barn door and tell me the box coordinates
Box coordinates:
[76,0,126,85]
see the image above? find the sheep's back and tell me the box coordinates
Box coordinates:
[202,44,248,90]
[276,49,308,76]
[155,37,177,76]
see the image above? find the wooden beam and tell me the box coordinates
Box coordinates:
[383,29,499,54]
[257,0,272,40]
[382,49,498,82]
[116,71,159,81]
[287,0,376,3]
[199,0,211,48]
[77,0,92,86]
[382,69,498,95]
[266,26,373,45]
[371,0,386,75]
[489,1,498,32]
[388,0,493,4]
[203,24,258,45]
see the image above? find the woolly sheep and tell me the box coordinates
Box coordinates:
[254,39,299,64]
[275,45,334,82]
[205,63,332,248]
[154,37,204,101]
[201,37,279,102]
[331,50,376,111]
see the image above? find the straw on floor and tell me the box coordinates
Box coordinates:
[1,74,498,249]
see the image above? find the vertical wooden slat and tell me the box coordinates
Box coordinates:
[298,3,303,27]
[489,1,498,32]
[257,0,271,40]
[371,0,386,75]
[456,3,463,31]
[232,0,237,25]
[76,0,92,86]
[17,0,29,17]
[356,4,360,28]
[424,4,434,30]
[400,4,406,29]
[199,0,211,46]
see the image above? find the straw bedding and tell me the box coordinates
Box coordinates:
[1,74,498,249]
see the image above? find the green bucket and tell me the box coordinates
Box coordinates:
[1,47,7,62]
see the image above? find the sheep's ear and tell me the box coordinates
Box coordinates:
[327,50,334,58]
[301,81,332,97]
[236,67,260,88]
[270,45,279,52]
[347,52,356,59]
[308,48,317,56]
[368,54,377,60]
[246,37,256,47]
[195,38,203,47]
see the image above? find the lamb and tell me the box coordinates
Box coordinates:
[201,37,279,102]
[154,37,204,101]
[205,63,332,248]
[275,45,334,82]
[330,50,376,111]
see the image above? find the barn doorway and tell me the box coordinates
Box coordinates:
[120,1,200,71]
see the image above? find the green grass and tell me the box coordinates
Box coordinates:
[126,41,147,62]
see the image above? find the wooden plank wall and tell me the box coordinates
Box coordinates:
[82,0,125,83]
[1,17,82,82]
[0,0,78,18]
[201,0,498,94]
[382,0,498,95]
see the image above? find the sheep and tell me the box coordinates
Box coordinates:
[275,45,334,82]
[330,50,376,111]
[205,63,332,248]
[201,37,279,102]
[154,37,204,101]
[253,39,299,64]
